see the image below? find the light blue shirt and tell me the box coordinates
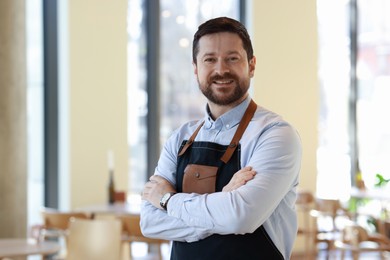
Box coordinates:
[140,96,302,259]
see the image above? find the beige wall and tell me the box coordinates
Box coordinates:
[251,1,319,253]
[0,0,27,238]
[251,1,318,192]
[67,0,128,209]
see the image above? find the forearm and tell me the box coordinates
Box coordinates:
[167,183,282,235]
[140,200,211,242]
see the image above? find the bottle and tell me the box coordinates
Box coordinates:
[108,169,115,204]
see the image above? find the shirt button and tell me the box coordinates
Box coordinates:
[226,124,230,128]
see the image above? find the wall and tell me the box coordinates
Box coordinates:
[0,0,27,238]
[251,1,318,192]
[66,0,128,209]
[251,0,319,253]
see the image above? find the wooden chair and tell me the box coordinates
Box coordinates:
[295,190,316,258]
[66,218,122,260]
[38,208,90,259]
[310,198,352,258]
[117,214,169,260]
[40,208,90,240]
[335,223,390,259]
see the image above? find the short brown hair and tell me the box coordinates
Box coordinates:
[192,17,254,64]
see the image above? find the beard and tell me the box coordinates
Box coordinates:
[198,72,250,106]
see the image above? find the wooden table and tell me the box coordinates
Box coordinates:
[76,202,140,217]
[0,238,61,259]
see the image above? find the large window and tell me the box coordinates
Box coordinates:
[27,0,44,231]
[127,0,243,193]
[317,0,351,199]
[317,0,390,199]
[127,0,147,194]
[356,0,390,188]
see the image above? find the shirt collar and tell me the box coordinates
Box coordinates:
[203,96,252,130]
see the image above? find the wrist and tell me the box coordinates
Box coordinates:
[160,192,176,210]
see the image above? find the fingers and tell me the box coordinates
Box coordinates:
[237,166,252,173]
[222,166,256,192]
[149,175,168,184]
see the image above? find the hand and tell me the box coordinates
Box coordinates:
[142,175,176,210]
[222,166,256,192]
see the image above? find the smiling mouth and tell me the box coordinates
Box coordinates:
[213,79,234,85]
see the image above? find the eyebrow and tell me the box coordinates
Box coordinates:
[201,50,241,58]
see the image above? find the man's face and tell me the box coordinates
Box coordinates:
[193,32,256,106]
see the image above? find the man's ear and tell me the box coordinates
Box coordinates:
[249,56,256,78]
[193,62,198,75]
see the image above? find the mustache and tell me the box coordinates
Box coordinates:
[210,73,237,82]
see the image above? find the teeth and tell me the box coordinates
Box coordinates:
[215,80,232,84]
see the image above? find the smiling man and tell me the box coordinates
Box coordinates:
[140,17,302,260]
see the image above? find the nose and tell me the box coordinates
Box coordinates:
[214,59,230,75]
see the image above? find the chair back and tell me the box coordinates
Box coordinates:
[66,218,122,260]
[117,214,168,259]
[117,214,143,237]
[315,198,343,217]
[341,224,369,245]
[42,209,89,231]
[296,190,315,206]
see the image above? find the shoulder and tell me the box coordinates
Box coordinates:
[248,106,301,150]
[164,120,203,150]
[252,107,298,134]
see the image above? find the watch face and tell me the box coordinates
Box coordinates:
[160,192,174,209]
[162,193,170,202]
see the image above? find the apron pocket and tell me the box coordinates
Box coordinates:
[183,164,218,194]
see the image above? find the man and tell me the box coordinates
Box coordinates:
[141,17,302,260]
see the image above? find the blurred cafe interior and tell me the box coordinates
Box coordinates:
[1,0,390,259]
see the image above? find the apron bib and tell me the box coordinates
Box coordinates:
[170,101,284,260]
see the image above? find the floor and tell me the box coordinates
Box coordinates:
[136,243,390,260]
[131,242,170,260]
[28,241,389,260]
[292,250,390,260]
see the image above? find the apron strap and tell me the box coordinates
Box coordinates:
[178,99,257,164]
[178,121,205,156]
[220,99,257,163]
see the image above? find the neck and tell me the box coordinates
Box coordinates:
[207,94,248,120]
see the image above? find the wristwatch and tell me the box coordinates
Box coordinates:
[160,192,176,210]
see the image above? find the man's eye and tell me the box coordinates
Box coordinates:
[204,58,216,63]
[228,57,239,62]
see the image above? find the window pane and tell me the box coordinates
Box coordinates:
[357,0,390,187]
[27,0,44,247]
[316,0,352,199]
[159,0,240,145]
[128,0,147,194]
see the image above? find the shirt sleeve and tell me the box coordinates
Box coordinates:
[140,201,211,242]
[140,126,213,242]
